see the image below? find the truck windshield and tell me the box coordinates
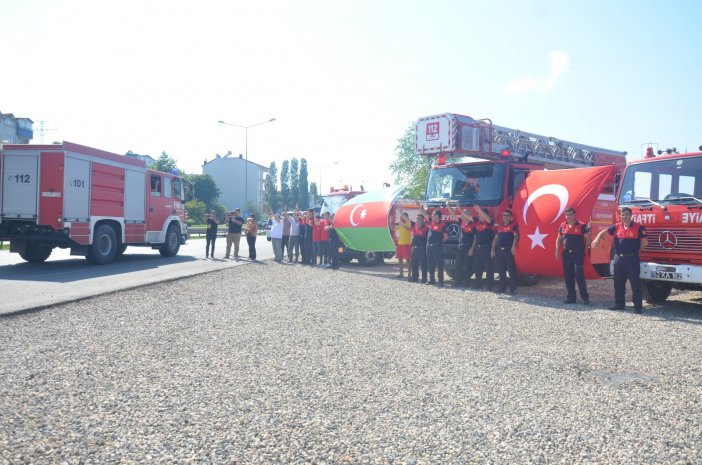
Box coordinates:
[619,155,702,205]
[426,163,505,205]
[321,195,349,215]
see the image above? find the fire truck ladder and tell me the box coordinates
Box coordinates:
[488,123,625,167]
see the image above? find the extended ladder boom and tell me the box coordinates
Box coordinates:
[416,113,627,169]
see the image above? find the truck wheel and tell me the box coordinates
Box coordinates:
[19,242,53,263]
[159,224,181,257]
[87,224,118,265]
[642,280,672,303]
[357,251,382,267]
[518,273,540,286]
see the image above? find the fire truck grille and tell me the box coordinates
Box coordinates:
[644,227,702,254]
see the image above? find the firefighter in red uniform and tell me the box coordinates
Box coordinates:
[492,209,519,294]
[555,207,590,305]
[592,207,648,313]
[424,208,449,286]
[470,206,495,291]
[450,205,476,287]
[409,213,429,283]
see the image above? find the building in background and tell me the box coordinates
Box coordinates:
[125,151,156,168]
[202,151,268,212]
[0,111,33,144]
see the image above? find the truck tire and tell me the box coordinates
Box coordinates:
[642,280,672,303]
[159,224,181,257]
[87,224,118,265]
[19,242,53,263]
[357,251,383,267]
[116,244,128,256]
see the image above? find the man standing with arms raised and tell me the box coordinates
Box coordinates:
[592,207,648,313]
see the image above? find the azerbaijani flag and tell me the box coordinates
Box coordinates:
[334,186,405,252]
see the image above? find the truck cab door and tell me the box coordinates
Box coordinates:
[146,173,167,241]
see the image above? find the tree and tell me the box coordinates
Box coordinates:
[290,158,300,208]
[153,150,179,173]
[280,160,290,209]
[309,181,318,206]
[264,162,279,212]
[183,174,221,210]
[299,158,309,209]
[390,123,433,199]
[185,199,207,226]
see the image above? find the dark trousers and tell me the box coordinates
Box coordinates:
[282,235,290,259]
[473,245,494,289]
[426,242,444,284]
[329,239,340,268]
[312,241,321,265]
[410,244,428,282]
[320,241,329,264]
[300,237,308,263]
[304,238,314,265]
[562,250,589,301]
[495,248,517,292]
[613,254,642,307]
[206,234,216,257]
[454,242,474,284]
[246,234,256,260]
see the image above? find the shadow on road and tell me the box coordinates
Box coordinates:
[0,253,198,283]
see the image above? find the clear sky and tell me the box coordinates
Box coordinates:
[2,0,701,194]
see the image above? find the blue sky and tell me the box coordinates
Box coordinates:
[2,0,700,194]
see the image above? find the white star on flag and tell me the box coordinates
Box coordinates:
[527,226,548,250]
[360,209,367,220]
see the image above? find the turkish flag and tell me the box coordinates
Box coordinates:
[512,165,616,277]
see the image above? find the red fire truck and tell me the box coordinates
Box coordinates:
[416,113,628,281]
[0,141,192,264]
[616,146,702,302]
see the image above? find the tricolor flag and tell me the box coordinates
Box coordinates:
[334,186,405,252]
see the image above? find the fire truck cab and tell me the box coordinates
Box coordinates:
[0,141,192,264]
[616,146,702,302]
[417,113,627,281]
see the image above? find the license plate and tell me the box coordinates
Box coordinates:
[651,271,683,280]
[444,259,455,266]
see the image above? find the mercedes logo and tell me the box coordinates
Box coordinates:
[659,230,678,250]
[447,223,460,238]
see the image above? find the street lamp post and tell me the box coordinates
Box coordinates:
[309,161,339,197]
[218,118,276,208]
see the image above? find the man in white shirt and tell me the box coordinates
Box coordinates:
[268,212,284,263]
[289,209,302,262]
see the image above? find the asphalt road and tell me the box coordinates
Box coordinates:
[0,237,274,315]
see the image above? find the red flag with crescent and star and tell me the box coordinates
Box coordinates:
[512,165,616,277]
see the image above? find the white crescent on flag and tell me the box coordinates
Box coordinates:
[349,204,365,227]
[522,184,569,225]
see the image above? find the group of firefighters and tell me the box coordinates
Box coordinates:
[394,203,648,313]
[204,202,648,313]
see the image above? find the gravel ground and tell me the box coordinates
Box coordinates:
[1,259,701,464]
